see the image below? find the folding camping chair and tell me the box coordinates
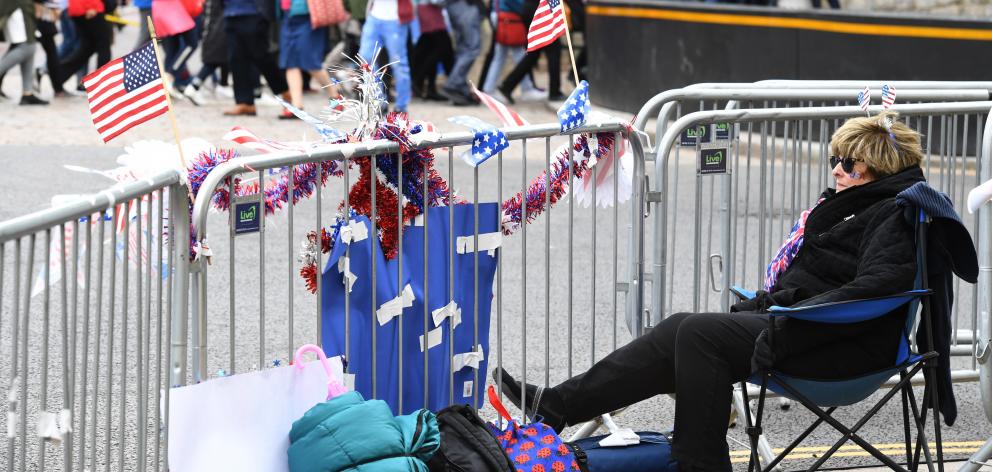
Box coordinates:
[735,207,945,472]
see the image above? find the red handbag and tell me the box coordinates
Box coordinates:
[307,0,349,28]
[181,0,203,18]
[495,11,526,47]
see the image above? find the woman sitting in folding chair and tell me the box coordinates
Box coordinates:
[494,111,932,472]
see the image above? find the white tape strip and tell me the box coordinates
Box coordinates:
[452,345,485,371]
[431,301,462,329]
[6,378,16,403]
[456,232,502,257]
[339,219,369,244]
[376,284,415,326]
[37,409,72,443]
[420,326,444,352]
[337,256,357,293]
[6,412,16,439]
[406,214,425,227]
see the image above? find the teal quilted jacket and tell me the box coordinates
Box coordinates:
[288,391,440,472]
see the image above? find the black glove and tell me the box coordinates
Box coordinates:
[751,328,775,373]
[731,290,772,313]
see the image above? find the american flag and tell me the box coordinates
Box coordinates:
[223,126,300,154]
[557,80,590,133]
[881,84,897,109]
[464,128,509,168]
[857,86,871,112]
[527,0,566,53]
[84,43,169,143]
[472,87,529,127]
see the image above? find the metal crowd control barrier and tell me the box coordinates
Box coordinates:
[962,106,992,472]
[184,120,647,420]
[649,101,992,469]
[0,171,189,471]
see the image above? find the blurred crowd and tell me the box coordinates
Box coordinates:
[0,0,590,114]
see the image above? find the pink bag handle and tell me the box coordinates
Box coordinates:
[294,344,348,400]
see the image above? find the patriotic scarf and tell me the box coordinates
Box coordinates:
[763,198,825,292]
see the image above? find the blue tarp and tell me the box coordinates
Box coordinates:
[322,203,499,414]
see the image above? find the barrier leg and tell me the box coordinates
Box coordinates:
[169,188,190,387]
[959,437,992,472]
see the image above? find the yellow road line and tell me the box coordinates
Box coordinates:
[587,5,992,41]
[728,441,984,464]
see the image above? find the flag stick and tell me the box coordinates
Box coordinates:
[561,13,580,87]
[147,18,191,173]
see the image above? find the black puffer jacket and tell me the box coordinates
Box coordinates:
[732,166,926,378]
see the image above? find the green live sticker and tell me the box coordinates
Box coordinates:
[234,201,261,234]
[700,148,728,175]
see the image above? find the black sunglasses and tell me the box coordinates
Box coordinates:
[829,155,863,174]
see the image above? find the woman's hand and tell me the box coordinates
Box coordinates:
[85,8,98,18]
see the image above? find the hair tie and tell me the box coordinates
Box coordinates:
[881,116,899,153]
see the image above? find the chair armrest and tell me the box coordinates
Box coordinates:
[730,286,756,301]
[767,290,930,324]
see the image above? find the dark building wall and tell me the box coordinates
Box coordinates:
[587,0,992,112]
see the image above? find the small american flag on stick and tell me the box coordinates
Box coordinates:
[881,84,897,109]
[84,42,169,143]
[527,0,566,52]
[857,86,871,115]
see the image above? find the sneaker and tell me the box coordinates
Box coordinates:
[214,85,234,99]
[519,88,545,102]
[19,94,48,105]
[168,85,185,102]
[183,86,208,106]
[491,367,567,432]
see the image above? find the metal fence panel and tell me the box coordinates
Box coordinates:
[0,172,183,471]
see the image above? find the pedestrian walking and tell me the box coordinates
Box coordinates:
[0,0,48,104]
[357,0,413,112]
[220,0,290,116]
[442,0,483,106]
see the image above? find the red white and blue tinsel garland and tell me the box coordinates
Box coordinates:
[186,114,619,293]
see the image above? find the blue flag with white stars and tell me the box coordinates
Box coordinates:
[557,80,590,133]
[465,128,509,167]
[448,116,509,167]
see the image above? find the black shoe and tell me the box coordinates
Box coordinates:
[491,367,567,432]
[497,85,515,105]
[448,90,477,107]
[19,94,48,105]
[548,92,567,102]
[423,89,447,102]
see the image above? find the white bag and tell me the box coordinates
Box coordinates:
[168,357,345,472]
[3,8,28,44]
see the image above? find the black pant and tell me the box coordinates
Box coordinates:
[54,15,112,88]
[225,15,288,105]
[411,30,454,94]
[499,40,560,97]
[551,311,901,470]
[37,19,63,93]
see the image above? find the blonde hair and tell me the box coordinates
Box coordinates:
[830,111,924,177]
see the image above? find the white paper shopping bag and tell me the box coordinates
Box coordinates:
[168,357,344,472]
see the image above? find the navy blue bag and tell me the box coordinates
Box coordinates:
[566,432,679,472]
